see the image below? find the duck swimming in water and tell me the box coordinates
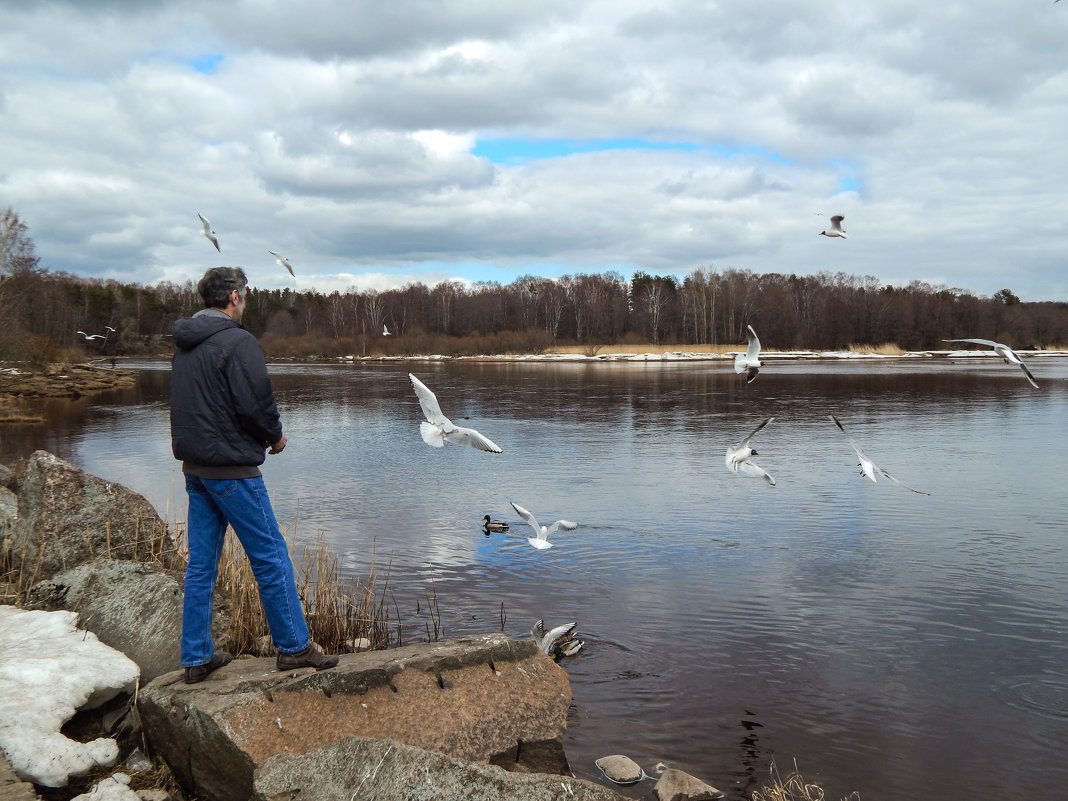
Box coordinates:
[482,514,509,532]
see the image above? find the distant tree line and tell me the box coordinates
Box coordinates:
[2,206,1066,364]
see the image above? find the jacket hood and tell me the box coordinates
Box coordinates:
[173,310,241,351]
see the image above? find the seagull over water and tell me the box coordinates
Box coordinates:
[829,415,929,494]
[408,373,503,453]
[268,250,295,278]
[734,325,762,384]
[818,215,847,239]
[942,338,1039,389]
[510,502,577,550]
[725,416,775,485]
[197,212,220,252]
[531,619,583,658]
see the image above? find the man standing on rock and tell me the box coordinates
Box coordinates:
[170,266,338,683]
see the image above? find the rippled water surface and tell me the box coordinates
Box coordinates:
[3,357,1067,801]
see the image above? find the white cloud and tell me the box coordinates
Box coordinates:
[0,0,1066,300]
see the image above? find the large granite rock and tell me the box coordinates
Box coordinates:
[7,451,175,582]
[26,560,182,683]
[254,735,631,801]
[139,634,574,801]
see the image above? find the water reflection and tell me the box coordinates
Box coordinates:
[2,358,1067,801]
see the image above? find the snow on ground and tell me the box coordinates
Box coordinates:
[0,606,139,788]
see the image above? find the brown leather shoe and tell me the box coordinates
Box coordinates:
[184,651,233,684]
[276,644,339,671]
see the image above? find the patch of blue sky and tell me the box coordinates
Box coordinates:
[190,54,224,75]
[473,137,791,166]
[838,176,861,193]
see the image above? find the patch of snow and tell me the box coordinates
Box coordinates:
[0,606,139,788]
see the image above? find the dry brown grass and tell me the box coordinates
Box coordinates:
[751,761,860,801]
[169,520,392,656]
[547,343,742,356]
[844,342,907,355]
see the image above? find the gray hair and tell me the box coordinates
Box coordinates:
[197,266,248,309]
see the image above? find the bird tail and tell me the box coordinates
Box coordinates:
[420,422,446,448]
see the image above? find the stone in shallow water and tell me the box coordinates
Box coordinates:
[595,754,644,784]
[655,766,724,800]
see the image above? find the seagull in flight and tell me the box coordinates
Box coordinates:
[76,330,105,341]
[942,338,1039,389]
[268,251,295,278]
[197,212,220,252]
[818,215,847,239]
[531,619,583,658]
[383,325,391,336]
[408,373,502,453]
[104,326,116,333]
[734,325,762,384]
[510,502,577,550]
[829,415,929,494]
[725,416,776,485]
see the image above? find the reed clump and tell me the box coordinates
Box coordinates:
[845,342,906,355]
[169,521,392,656]
[751,761,860,801]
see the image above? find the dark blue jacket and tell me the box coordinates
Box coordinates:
[170,310,283,474]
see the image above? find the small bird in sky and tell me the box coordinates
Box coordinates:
[734,324,762,384]
[76,330,105,341]
[197,212,220,251]
[268,250,295,278]
[942,338,1039,389]
[725,416,776,485]
[818,215,847,239]
[408,373,503,453]
[511,502,578,549]
[383,325,391,336]
[829,415,929,494]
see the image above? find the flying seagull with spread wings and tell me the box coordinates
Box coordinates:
[942,338,1038,389]
[734,324,762,384]
[818,215,847,239]
[408,373,502,453]
[268,250,295,278]
[829,415,929,494]
[510,502,577,550]
[197,212,220,251]
[725,416,776,485]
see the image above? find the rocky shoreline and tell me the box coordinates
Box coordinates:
[0,452,725,801]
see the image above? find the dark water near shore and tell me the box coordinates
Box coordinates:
[3,357,1067,801]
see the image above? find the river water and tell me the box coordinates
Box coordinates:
[2,356,1066,801]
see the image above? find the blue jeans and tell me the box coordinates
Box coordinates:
[181,474,310,667]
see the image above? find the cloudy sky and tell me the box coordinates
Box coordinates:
[1,0,1066,300]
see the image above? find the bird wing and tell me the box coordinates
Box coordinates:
[735,460,775,485]
[409,373,448,425]
[876,467,930,495]
[444,425,503,453]
[541,622,577,652]
[197,212,211,231]
[829,415,870,463]
[740,416,774,449]
[545,519,577,534]
[745,325,761,361]
[1015,360,1039,389]
[746,366,759,384]
[942,338,999,348]
[830,215,845,227]
[510,502,544,539]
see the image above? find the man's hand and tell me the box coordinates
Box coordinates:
[268,435,287,454]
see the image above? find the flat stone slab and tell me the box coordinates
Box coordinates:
[139,634,572,801]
